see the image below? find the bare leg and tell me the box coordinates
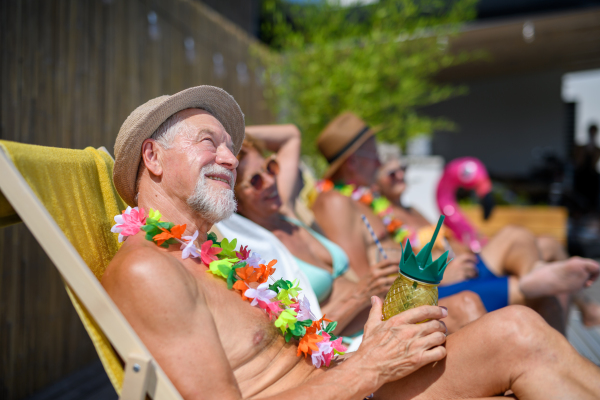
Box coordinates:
[519,257,599,298]
[480,226,540,278]
[376,306,600,399]
[574,294,600,327]
[537,236,600,327]
[482,227,566,330]
[480,228,598,331]
[536,236,568,262]
[438,291,487,334]
[508,275,567,334]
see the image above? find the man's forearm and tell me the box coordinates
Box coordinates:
[258,354,380,400]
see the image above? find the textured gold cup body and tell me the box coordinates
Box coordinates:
[382,273,439,321]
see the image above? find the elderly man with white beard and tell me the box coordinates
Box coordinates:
[102,86,600,400]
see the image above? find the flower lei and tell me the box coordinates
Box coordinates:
[111,206,346,368]
[316,180,411,244]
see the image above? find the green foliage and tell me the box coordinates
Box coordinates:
[256,0,478,165]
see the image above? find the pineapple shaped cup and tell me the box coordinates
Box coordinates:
[382,215,452,321]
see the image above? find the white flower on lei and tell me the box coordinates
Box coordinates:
[295,295,316,321]
[244,282,277,306]
[246,251,265,268]
[180,230,201,259]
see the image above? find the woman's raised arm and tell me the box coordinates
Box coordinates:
[245,124,301,211]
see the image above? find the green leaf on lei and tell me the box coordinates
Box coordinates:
[208,259,237,279]
[269,279,292,293]
[297,319,313,327]
[274,309,298,335]
[219,238,238,258]
[157,221,174,230]
[207,232,221,246]
[148,208,162,221]
[324,321,337,334]
[289,323,306,338]
[226,268,238,289]
[284,331,293,343]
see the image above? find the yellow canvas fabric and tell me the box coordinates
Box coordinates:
[0,140,127,393]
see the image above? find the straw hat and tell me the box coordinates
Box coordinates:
[113,85,245,206]
[317,112,376,178]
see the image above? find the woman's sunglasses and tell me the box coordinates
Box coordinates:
[241,156,280,190]
[387,164,408,178]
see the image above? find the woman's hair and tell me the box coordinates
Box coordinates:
[237,135,265,162]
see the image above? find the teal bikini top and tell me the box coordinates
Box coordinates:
[283,217,349,303]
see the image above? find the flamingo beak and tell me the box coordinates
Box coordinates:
[480,192,494,220]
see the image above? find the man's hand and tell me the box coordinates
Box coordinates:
[440,253,478,285]
[350,297,448,390]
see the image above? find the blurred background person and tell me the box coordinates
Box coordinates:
[574,124,600,215]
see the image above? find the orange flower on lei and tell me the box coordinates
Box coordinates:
[233,259,279,300]
[297,324,323,358]
[153,224,186,246]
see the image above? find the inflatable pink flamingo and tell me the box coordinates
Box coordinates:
[436,157,494,253]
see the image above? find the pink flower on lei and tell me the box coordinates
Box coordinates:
[200,240,222,266]
[111,207,146,242]
[310,332,347,368]
[180,230,201,259]
[257,299,283,320]
[236,245,250,261]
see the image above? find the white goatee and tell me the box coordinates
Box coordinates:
[187,164,237,224]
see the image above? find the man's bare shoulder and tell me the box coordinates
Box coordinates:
[312,190,356,217]
[102,236,200,321]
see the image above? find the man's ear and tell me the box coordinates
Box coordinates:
[141,139,163,177]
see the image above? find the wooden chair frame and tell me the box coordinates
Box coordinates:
[0,146,183,400]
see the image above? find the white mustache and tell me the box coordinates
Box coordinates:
[201,164,235,189]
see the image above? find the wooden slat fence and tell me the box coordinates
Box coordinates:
[0,0,272,398]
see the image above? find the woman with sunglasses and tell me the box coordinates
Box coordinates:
[234,124,398,336]
[233,125,486,336]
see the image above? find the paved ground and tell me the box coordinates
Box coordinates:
[582,272,600,302]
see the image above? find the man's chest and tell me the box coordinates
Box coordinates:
[195,274,281,365]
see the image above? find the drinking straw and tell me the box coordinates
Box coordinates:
[360,214,388,260]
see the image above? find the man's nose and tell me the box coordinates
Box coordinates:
[216,145,239,170]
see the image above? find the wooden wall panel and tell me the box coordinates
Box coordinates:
[0,0,272,398]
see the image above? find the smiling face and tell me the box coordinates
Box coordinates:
[376,159,407,202]
[150,108,239,223]
[234,146,282,221]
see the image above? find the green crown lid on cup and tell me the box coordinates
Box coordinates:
[399,215,452,285]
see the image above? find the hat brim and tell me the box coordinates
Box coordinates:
[113,86,245,207]
[322,127,376,179]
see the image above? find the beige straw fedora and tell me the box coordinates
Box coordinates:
[317,112,377,178]
[113,85,245,207]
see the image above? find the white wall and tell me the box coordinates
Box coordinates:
[562,69,600,146]
[401,156,445,223]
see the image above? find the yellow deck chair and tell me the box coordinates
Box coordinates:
[0,140,183,400]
